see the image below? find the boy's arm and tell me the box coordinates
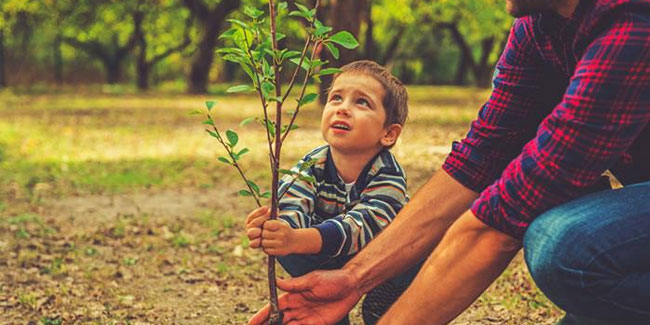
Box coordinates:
[313,167,408,257]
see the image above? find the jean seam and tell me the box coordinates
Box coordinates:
[579,233,650,316]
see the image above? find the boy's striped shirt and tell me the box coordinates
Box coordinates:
[278,145,408,257]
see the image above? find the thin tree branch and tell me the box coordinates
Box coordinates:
[205,113,262,207]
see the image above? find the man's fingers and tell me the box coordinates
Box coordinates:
[248,303,271,325]
[277,275,313,293]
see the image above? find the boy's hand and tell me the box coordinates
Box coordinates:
[245,206,270,249]
[261,220,296,256]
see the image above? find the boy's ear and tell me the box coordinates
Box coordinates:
[380,124,402,147]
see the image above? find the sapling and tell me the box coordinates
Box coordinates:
[197,1,358,323]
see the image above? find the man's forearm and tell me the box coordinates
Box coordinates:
[344,170,478,294]
[378,211,521,324]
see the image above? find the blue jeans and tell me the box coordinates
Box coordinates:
[523,181,650,323]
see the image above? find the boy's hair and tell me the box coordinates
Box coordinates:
[333,60,408,128]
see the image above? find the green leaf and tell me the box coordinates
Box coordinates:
[324,42,339,59]
[205,101,216,111]
[298,174,316,183]
[239,190,253,197]
[244,6,264,19]
[227,19,249,30]
[202,119,214,125]
[282,124,300,133]
[189,109,202,115]
[288,11,309,20]
[216,47,245,55]
[295,3,310,14]
[329,31,359,49]
[299,93,318,106]
[278,2,288,11]
[265,120,276,137]
[299,158,318,171]
[226,130,238,147]
[218,157,231,165]
[261,81,275,98]
[289,58,310,72]
[318,68,341,76]
[276,32,286,42]
[260,191,271,199]
[226,85,253,93]
[240,64,255,82]
[278,168,295,176]
[206,130,219,139]
[314,20,332,37]
[238,148,250,157]
[240,117,256,126]
[247,180,260,194]
[282,50,302,61]
[219,28,237,39]
[310,59,326,69]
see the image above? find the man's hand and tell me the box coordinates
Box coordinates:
[245,206,270,249]
[249,269,363,325]
[260,220,296,256]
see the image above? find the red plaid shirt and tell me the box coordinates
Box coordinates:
[442,0,650,239]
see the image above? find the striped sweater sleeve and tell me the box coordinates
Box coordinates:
[314,168,408,257]
[276,157,317,229]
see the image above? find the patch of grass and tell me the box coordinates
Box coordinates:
[41,317,63,325]
[171,234,190,248]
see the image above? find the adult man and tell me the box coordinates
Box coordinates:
[251,0,650,323]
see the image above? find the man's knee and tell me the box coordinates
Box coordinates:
[523,208,592,307]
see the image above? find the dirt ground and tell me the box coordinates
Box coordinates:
[1,88,563,324]
[1,186,562,324]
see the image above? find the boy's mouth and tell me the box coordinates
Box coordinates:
[331,121,351,131]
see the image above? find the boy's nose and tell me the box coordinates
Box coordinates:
[336,105,351,116]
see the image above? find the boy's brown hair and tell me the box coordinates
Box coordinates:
[333,60,409,128]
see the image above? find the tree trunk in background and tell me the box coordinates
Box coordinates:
[0,31,5,88]
[318,0,366,104]
[363,2,376,61]
[184,0,241,94]
[53,35,63,85]
[474,37,495,87]
[133,9,149,90]
[454,52,469,85]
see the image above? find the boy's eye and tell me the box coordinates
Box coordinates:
[330,94,342,102]
[357,98,371,107]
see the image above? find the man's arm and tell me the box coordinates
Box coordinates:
[346,169,478,294]
[379,211,520,324]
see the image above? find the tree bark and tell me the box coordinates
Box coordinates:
[0,30,5,88]
[183,0,241,94]
[53,35,63,85]
[318,0,366,103]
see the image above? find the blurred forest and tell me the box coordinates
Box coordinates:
[0,0,512,93]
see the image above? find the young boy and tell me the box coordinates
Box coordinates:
[245,60,417,323]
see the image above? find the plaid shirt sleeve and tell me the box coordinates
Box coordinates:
[442,18,547,194]
[471,10,650,239]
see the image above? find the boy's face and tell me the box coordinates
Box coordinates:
[321,73,397,155]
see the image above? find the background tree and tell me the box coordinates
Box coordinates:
[133,0,194,90]
[182,0,241,93]
[59,1,139,84]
